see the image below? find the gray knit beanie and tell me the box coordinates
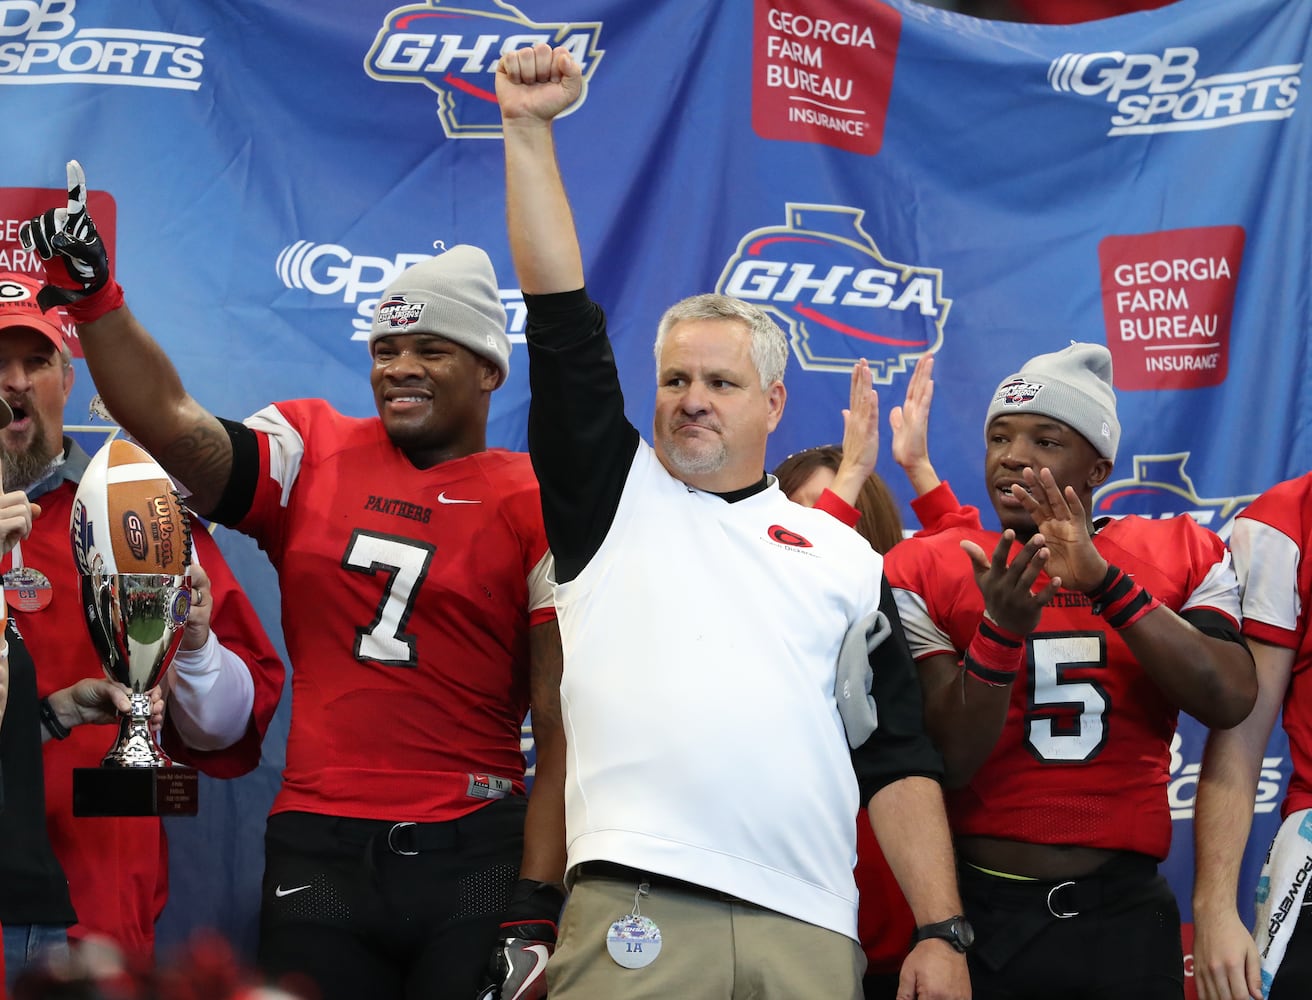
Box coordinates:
[370,245,510,386]
[984,342,1120,461]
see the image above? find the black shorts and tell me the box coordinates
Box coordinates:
[257,797,526,1000]
[960,854,1184,1000]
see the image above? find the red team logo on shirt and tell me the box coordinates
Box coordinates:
[768,525,812,547]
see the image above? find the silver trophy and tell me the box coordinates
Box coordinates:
[83,571,191,768]
[70,439,199,816]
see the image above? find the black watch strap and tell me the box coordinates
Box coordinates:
[912,915,974,953]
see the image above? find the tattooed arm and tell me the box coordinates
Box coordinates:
[75,306,233,518]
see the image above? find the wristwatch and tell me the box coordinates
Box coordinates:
[912,915,975,953]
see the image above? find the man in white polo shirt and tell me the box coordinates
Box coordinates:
[497,43,970,1000]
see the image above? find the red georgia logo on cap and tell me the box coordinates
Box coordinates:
[0,277,37,305]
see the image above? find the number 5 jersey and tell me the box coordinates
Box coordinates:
[884,513,1241,858]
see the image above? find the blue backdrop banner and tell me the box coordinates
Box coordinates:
[2,1,1307,989]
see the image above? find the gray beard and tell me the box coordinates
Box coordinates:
[2,439,63,493]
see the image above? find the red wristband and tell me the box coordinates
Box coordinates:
[1088,564,1160,630]
[64,279,125,326]
[963,617,1025,687]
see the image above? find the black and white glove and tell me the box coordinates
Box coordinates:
[474,879,566,1000]
[19,159,124,322]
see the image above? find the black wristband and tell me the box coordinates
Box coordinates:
[39,697,70,740]
[1086,563,1126,609]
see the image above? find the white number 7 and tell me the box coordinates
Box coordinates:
[342,530,434,667]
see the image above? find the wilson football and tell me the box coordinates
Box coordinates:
[71,438,192,577]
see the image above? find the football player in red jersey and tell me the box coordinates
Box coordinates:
[21,164,565,1000]
[882,342,1256,999]
[1193,471,1312,1000]
[0,269,285,971]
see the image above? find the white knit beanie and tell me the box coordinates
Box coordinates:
[984,342,1120,461]
[370,245,510,386]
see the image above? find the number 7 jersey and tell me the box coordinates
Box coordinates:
[235,399,555,823]
[885,513,1240,859]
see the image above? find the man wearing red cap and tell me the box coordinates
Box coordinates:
[0,270,286,969]
[0,343,173,989]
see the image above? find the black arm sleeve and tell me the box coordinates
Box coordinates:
[1182,607,1247,647]
[206,417,261,528]
[524,288,640,583]
[850,577,946,805]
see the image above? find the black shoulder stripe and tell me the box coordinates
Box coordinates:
[1180,607,1245,646]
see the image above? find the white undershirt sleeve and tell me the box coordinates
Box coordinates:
[166,631,256,751]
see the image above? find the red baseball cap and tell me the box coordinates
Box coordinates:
[0,272,67,429]
[0,272,67,352]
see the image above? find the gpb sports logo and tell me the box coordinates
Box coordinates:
[364,0,604,138]
[717,204,950,382]
[1092,452,1258,542]
[0,0,205,89]
[275,240,526,343]
[1167,729,1283,822]
[1049,47,1299,136]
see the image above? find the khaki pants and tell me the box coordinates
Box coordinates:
[548,869,865,999]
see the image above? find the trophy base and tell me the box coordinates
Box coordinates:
[73,766,199,817]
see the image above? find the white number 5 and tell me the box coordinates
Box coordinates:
[1026,633,1109,762]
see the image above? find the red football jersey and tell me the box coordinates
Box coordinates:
[12,476,284,963]
[1230,472,1312,818]
[886,514,1240,859]
[238,399,554,822]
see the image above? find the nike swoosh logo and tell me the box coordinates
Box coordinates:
[507,944,551,1000]
[437,491,481,504]
[274,884,312,898]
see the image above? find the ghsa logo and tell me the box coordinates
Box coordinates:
[364,0,604,138]
[1092,452,1258,542]
[997,377,1041,408]
[376,295,425,329]
[69,498,95,576]
[717,204,950,383]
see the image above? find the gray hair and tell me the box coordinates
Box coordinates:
[653,294,787,390]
